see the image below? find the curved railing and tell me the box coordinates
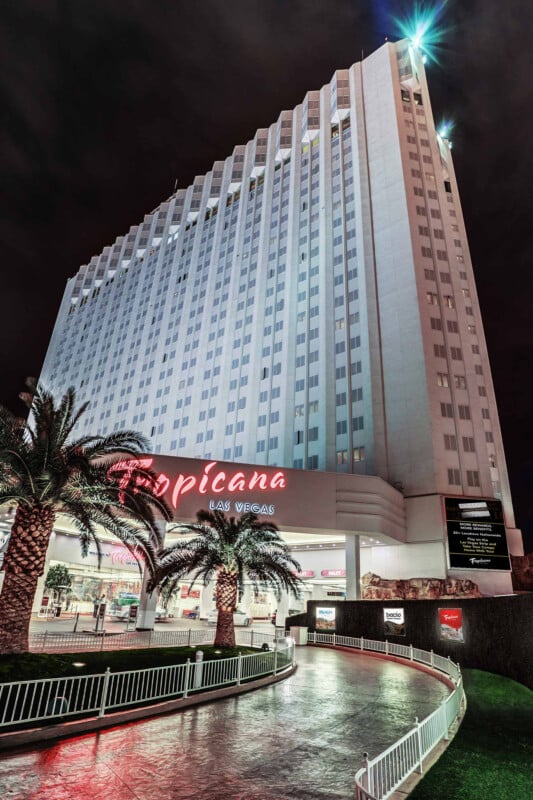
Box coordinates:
[0,637,294,732]
[307,633,465,800]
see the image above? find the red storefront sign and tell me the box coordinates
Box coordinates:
[321,569,346,578]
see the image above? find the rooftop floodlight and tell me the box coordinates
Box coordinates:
[394,2,449,65]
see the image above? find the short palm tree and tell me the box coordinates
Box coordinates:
[154,509,302,647]
[0,381,171,654]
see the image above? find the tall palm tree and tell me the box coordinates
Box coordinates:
[0,381,171,654]
[154,509,302,647]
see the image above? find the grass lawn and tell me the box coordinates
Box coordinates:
[0,645,257,683]
[409,669,533,800]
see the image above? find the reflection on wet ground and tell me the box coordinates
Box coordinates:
[0,647,448,799]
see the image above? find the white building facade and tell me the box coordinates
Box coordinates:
[39,40,522,598]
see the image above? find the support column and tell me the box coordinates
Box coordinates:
[345,533,361,600]
[136,520,166,631]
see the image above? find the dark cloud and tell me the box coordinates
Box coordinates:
[0,0,532,548]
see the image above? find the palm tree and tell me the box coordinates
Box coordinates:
[0,381,171,654]
[154,509,302,647]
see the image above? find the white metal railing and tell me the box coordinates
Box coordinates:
[306,633,465,800]
[0,637,294,731]
[29,627,275,653]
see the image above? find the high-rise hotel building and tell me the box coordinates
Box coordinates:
[40,39,522,596]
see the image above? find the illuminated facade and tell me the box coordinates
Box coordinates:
[40,39,522,596]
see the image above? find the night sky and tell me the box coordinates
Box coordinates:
[1,1,532,550]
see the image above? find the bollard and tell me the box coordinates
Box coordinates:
[414,717,423,773]
[98,668,111,718]
[183,659,191,698]
[193,649,204,689]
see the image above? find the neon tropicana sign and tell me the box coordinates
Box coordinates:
[108,458,287,511]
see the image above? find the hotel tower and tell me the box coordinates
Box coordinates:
[39,39,523,599]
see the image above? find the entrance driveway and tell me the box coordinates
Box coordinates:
[0,646,448,799]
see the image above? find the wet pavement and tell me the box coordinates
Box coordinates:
[0,646,448,800]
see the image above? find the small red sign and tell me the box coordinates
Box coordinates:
[439,608,464,642]
[321,569,346,578]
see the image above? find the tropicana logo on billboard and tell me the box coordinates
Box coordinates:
[108,457,288,511]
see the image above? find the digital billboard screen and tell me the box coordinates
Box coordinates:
[444,497,510,571]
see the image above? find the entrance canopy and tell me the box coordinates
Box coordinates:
[109,454,407,545]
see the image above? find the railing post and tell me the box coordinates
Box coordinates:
[273,638,278,675]
[100,630,106,651]
[250,630,254,648]
[183,659,191,698]
[385,640,389,656]
[292,639,296,667]
[42,631,47,653]
[98,668,111,718]
[360,635,364,651]
[430,649,435,668]
[441,699,450,740]
[362,752,372,796]
[188,628,192,647]
[332,632,336,647]
[237,653,242,686]
[409,644,414,661]
[149,629,153,648]
[415,717,423,773]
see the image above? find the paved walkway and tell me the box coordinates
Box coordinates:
[0,647,449,800]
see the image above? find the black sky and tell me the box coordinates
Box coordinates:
[1,1,532,550]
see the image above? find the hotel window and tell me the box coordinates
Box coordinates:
[448,468,461,485]
[236,421,244,433]
[475,365,483,375]
[458,405,471,420]
[463,437,475,452]
[307,455,319,469]
[454,375,467,389]
[269,437,278,449]
[485,431,494,443]
[308,427,319,441]
[434,344,446,358]
[444,434,457,451]
[336,421,347,435]
[478,386,487,397]
[466,470,480,487]
[450,347,462,360]
[256,440,266,452]
[437,372,449,387]
[447,320,458,333]
[430,317,442,331]
[336,450,348,465]
[336,392,347,406]
[481,408,490,420]
[353,446,365,462]
[225,424,233,435]
[443,295,455,308]
[295,430,304,444]
[440,403,453,418]
[308,400,319,413]
[294,405,304,417]
[293,458,303,468]
[234,445,243,457]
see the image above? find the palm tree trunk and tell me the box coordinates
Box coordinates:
[214,568,238,647]
[0,504,55,654]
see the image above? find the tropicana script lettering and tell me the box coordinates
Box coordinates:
[108,458,287,510]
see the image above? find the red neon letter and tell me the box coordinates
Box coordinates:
[211,471,226,493]
[270,471,286,489]
[228,472,246,492]
[199,461,217,494]
[172,474,197,509]
[249,472,268,491]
